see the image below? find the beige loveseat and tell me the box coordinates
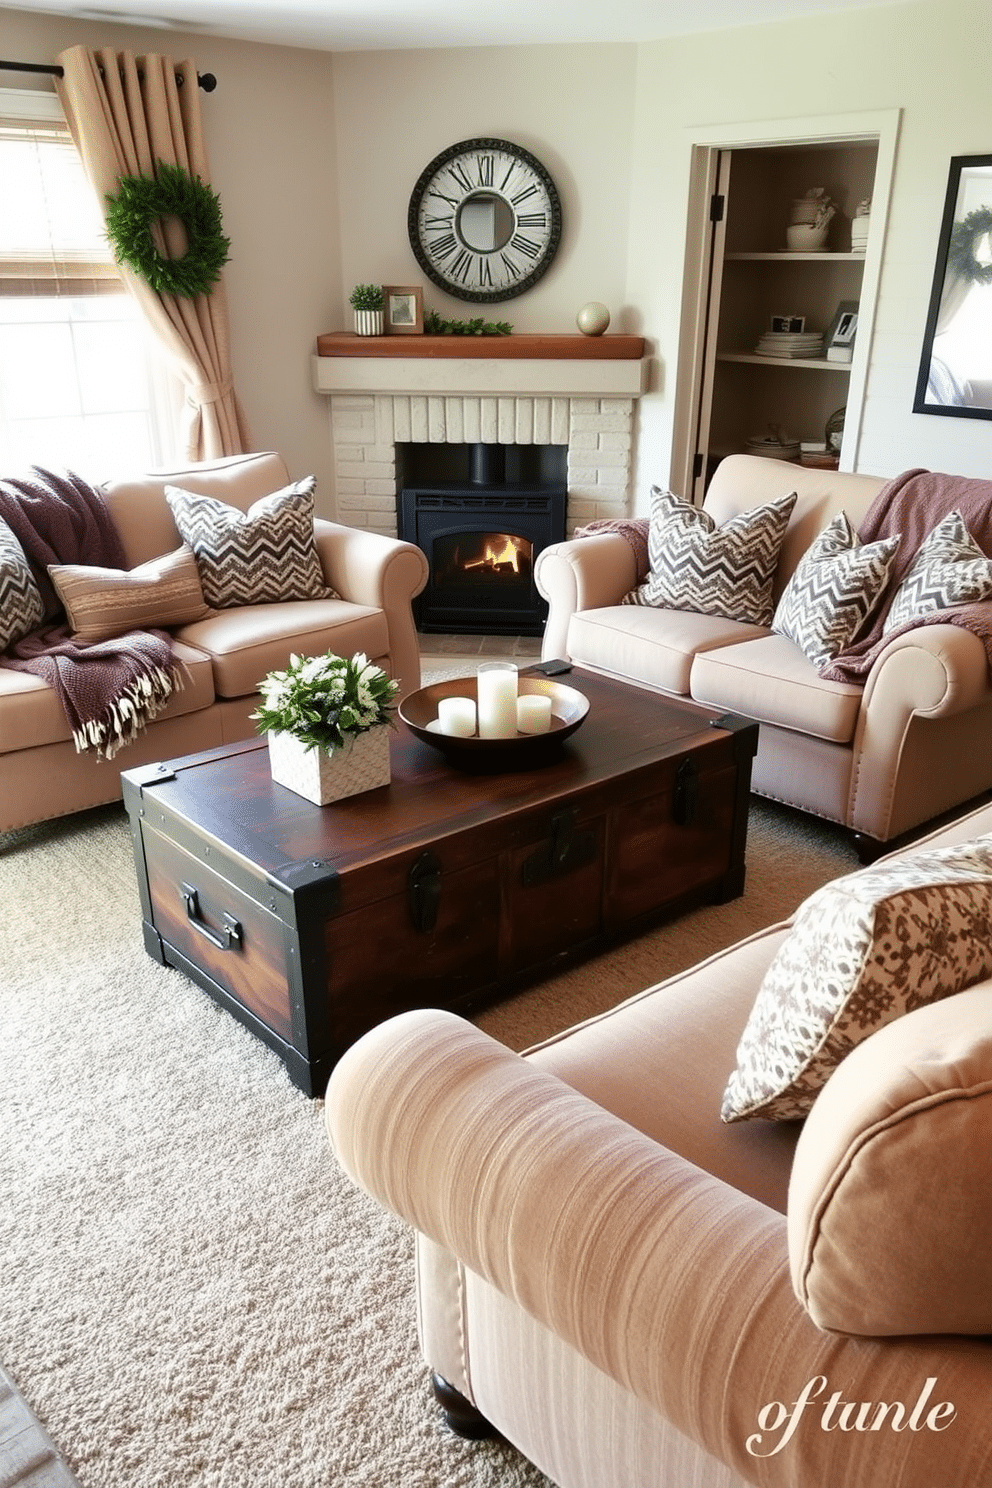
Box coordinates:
[326,799,992,1488]
[0,451,428,835]
[535,455,992,854]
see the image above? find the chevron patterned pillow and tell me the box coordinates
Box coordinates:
[772,512,900,670]
[882,510,992,636]
[166,477,334,609]
[0,516,44,652]
[623,485,797,625]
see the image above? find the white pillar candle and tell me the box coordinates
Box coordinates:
[517,694,553,735]
[437,696,477,737]
[476,662,518,738]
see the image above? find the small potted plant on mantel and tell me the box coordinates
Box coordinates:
[349,283,385,336]
[252,650,398,805]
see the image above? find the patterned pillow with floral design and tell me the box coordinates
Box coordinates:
[721,836,992,1122]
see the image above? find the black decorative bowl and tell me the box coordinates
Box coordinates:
[399,675,589,770]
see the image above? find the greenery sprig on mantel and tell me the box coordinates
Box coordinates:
[424,309,512,336]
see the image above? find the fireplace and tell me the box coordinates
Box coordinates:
[311,333,648,588]
[398,443,566,634]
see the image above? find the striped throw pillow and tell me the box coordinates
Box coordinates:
[49,545,210,642]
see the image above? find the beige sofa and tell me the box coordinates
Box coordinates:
[535,455,992,854]
[325,799,992,1488]
[0,451,428,835]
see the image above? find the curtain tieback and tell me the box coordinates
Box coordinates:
[186,379,234,407]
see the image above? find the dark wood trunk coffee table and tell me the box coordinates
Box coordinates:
[122,667,757,1095]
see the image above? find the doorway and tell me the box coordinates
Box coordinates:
[671,109,900,503]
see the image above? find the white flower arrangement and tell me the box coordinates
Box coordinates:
[252,651,399,753]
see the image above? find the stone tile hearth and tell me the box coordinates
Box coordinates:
[418,630,542,661]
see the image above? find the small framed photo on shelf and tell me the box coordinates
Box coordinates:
[384,285,423,335]
[826,300,859,363]
[771,314,805,333]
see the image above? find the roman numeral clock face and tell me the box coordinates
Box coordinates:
[408,138,562,303]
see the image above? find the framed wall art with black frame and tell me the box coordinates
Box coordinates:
[914,154,992,420]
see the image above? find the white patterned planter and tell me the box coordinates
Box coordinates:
[267,727,391,805]
[353,309,383,336]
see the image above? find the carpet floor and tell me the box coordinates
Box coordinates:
[0,727,858,1486]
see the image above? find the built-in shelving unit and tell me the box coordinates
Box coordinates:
[694,139,881,485]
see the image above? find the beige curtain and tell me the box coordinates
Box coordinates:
[55,45,250,461]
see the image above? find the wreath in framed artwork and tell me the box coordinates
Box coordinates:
[914,154,992,420]
[947,207,992,286]
[105,161,231,299]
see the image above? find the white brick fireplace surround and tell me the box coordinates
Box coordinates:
[311,334,648,539]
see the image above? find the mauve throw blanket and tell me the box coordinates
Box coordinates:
[0,467,179,757]
[820,468,992,683]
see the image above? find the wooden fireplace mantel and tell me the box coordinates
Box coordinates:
[311,332,649,398]
[314,332,645,360]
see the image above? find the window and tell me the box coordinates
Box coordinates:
[0,88,179,478]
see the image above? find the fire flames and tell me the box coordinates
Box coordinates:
[462,533,527,574]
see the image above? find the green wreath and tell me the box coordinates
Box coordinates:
[105,161,231,299]
[947,207,992,287]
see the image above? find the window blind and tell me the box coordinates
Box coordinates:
[0,109,120,296]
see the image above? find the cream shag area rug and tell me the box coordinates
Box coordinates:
[0,733,856,1487]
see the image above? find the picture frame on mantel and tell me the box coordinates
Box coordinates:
[384,285,424,335]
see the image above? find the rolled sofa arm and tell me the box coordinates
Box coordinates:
[534,534,638,660]
[860,623,990,719]
[325,1008,989,1488]
[849,623,992,839]
[312,519,428,696]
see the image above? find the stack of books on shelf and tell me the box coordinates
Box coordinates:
[745,432,801,461]
[754,330,824,359]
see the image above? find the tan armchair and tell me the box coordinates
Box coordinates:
[326,800,992,1488]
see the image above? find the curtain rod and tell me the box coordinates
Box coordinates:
[0,59,218,91]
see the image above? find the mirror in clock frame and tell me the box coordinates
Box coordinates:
[408,137,563,304]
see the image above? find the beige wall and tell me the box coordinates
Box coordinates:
[328,42,636,335]
[3,0,991,522]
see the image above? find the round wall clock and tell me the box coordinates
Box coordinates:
[408,137,562,304]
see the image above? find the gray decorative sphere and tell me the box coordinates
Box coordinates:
[576,301,610,336]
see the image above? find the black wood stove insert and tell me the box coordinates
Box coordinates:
[398,444,566,635]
